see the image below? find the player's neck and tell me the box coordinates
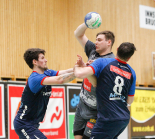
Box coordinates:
[33,67,44,74]
[116,56,127,62]
[99,49,111,56]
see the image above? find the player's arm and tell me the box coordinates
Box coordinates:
[74,23,88,48]
[58,68,73,75]
[127,71,136,108]
[42,72,75,85]
[76,54,97,87]
[74,65,94,79]
[127,96,134,107]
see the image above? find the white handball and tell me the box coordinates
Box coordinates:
[84,12,102,29]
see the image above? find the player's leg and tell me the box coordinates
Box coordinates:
[74,128,85,139]
[90,119,130,139]
[74,101,87,139]
[113,119,129,139]
[15,125,47,139]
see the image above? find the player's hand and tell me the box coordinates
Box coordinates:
[76,55,86,67]
[86,60,94,66]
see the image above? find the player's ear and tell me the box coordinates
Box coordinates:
[32,59,37,66]
[107,40,111,46]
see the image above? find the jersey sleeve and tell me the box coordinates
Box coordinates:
[44,69,59,76]
[85,40,96,58]
[128,70,136,96]
[90,58,107,78]
[28,74,47,94]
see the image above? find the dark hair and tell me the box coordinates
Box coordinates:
[117,42,136,61]
[96,31,115,47]
[24,48,45,69]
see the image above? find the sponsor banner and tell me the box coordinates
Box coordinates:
[131,89,155,137]
[0,84,5,138]
[67,86,81,113]
[8,84,66,139]
[8,84,24,139]
[40,87,67,139]
[139,5,155,30]
[67,86,81,139]
[68,114,75,139]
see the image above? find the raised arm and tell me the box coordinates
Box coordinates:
[74,23,89,48]
[42,72,75,85]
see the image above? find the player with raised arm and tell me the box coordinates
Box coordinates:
[13,48,75,139]
[74,21,115,139]
[74,42,136,139]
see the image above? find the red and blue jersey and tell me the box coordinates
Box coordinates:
[90,58,136,121]
[14,69,58,126]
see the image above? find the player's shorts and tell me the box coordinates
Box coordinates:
[90,119,130,139]
[14,117,47,139]
[73,100,97,137]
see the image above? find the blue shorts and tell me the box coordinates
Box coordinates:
[14,118,47,139]
[90,119,129,139]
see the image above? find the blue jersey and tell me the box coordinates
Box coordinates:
[15,69,58,125]
[90,58,136,121]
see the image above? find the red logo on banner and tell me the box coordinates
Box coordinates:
[110,65,131,79]
[86,122,94,129]
[51,106,62,123]
[83,78,92,92]
[8,85,66,139]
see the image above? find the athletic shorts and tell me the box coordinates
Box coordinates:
[90,119,130,139]
[73,100,97,137]
[14,117,47,139]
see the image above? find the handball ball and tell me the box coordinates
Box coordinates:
[84,12,102,29]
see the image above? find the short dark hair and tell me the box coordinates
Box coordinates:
[117,42,136,61]
[24,48,45,69]
[96,31,115,47]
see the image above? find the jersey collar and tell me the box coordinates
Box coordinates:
[98,52,113,57]
[115,58,127,64]
[33,71,37,73]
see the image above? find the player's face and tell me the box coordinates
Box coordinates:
[95,34,110,54]
[37,53,48,71]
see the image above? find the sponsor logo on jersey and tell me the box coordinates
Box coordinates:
[20,105,28,119]
[87,130,91,134]
[83,78,92,92]
[90,119,96,123]
[109,93,126,102]
[110,65,131,79]
[43,91,51,96]
[86,122,94,129]
[21,129,30,139]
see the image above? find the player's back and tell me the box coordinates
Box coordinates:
[91,58,136,121]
